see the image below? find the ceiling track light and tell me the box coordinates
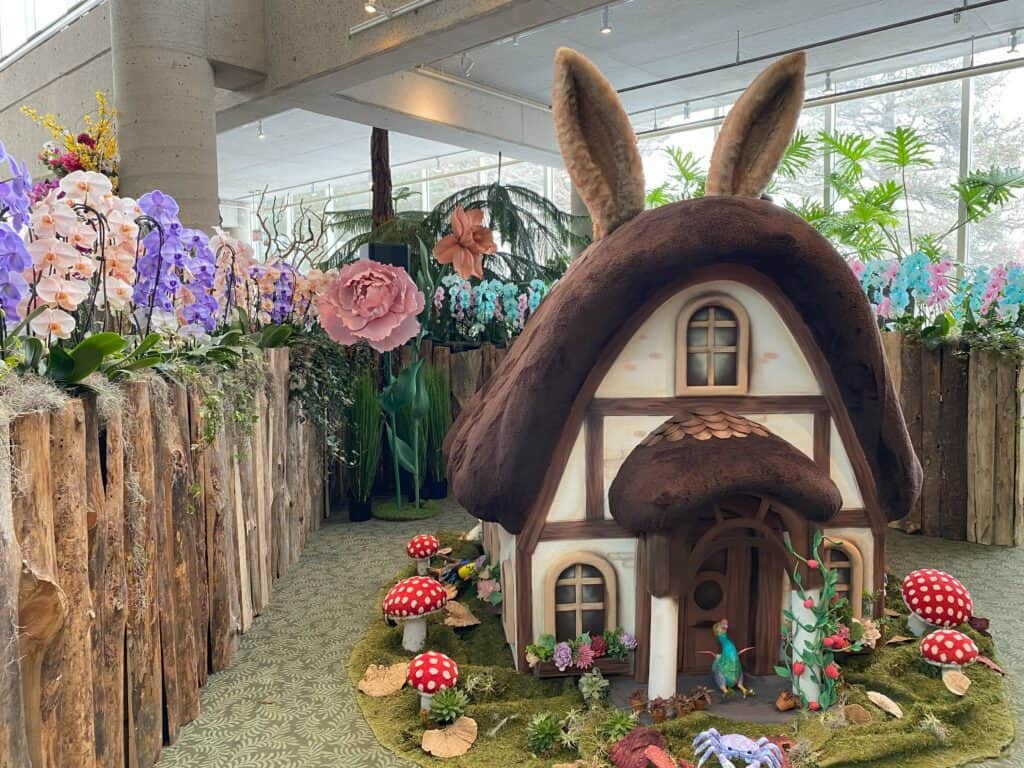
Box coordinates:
[364,0,379,13]
[512,34,520,46]
[257,120,266,140]
[824,71,834,95]
[1010,29,1019,53]
[683,102,691,120]
[461,53,475,77]
[600,6,612,35]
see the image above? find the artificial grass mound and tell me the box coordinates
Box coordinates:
[372,498,442,521]
[350,536,1014,768]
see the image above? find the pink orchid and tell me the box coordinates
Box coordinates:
[29,307,76,339]
[876,296,894,319]
[847,258,865,279]
[316,259,424,353]
[35,276,89,311]
[432,205,497,280]
[59,170,112,204]
[28,238,79,273]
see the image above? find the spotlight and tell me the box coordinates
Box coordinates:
[600,6,612,35]
[683,102,691,120]
[824,71,834,95]
[364,1,379,13]
[461,53,475,76]
[1010,30,1019,53]
[257,120,266,141]
[512,34,520,46]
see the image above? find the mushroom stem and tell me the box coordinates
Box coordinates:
[907,613,930,637]
[416,558,429,576]
[419,692,434,713]
[402,617,427,652]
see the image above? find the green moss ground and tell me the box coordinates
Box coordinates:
[372,499,443,521]
[351,534,1014,768]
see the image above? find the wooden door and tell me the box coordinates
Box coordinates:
[679,543,755,675]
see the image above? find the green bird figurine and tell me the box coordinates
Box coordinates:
[701,619,755,698]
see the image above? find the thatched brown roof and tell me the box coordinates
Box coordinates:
[607,409,842,533]
[444,196,922,534]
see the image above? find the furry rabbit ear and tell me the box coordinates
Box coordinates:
[552,47,645,239]
[706,52,806,197]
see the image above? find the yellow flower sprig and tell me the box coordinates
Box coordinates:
[20,92,119,188]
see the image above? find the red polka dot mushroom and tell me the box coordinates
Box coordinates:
[407,650,459,712]
[901,568,972,636]
[407,534,440,576]
[383,575,448,652]
[920,628,979,695]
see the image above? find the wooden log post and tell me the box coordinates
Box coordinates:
[84,400,128,768]
[10,412,66,768]
[123,380,163,768]
[992,355,1018,546]
[898,339,924,534]
[480,342,499,383]
[937,346,968,541]
[201,377,239,672]
[229,421,254,633]
[148,379,183,744]
[185,386,210,687]
[967,350,999,545]
[48,400,97,767]
[449,348,482,416]
[268,349,290,579]
[0,419,30,767]
[252,383,272,611]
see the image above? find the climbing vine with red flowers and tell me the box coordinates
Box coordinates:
[775,530,864,711]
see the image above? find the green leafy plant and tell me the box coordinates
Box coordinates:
[19,331,128,385]
[346,371,383,503]
[462,671,500,700]
[378,354,428,509]
[525,712,563,756]
[577,669,610,709]
[599,709,637,743]
[429,687,468,725]
[423,364,452,484]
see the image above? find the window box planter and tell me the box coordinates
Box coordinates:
[532,657,632,679]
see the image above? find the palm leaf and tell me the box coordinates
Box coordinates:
[954,166,1024,222]
[875,127,933,170]
[775,130,816,179]
[818,130,875,183]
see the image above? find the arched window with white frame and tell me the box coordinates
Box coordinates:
[543,552,618,639]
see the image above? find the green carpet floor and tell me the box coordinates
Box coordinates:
[157,505,1022,767]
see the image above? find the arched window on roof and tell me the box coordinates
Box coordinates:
[676,295,750,395]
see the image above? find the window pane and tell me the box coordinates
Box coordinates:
[713,353,737,386]
[555,584,576,604]
[687,325,709,347]
[581,610,606,636]
[556,611,577,640]
[580,564,601,579]
[693,579,724,611]
[691,307,710,321]
[581,583,604,603]
[687,353,708,386]
[711,306,735,323]
[834,76,961,254]
[970,64,1024,266]
[558,565,577,581]
[713,326,737,346]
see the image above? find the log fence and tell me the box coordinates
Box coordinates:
[0,348,327,768]
[882,332,1023,546]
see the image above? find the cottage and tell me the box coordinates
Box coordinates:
[445,49,922,700]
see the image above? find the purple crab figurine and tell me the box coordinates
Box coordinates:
[693,728,784,768]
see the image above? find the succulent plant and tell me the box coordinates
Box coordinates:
[600,709,638,743]
[526,712,562,755]
[428,687,468,725]
[578,668,610,708]
[462,670,499,700]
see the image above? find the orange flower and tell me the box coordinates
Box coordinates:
[432,205,496,280]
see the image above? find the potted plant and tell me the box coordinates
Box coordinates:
[421,363,451,499]
[690,686,713,711]
[672,693,693,719]
[345,371,382,522]
[648,696,670,724]
[628,689,647,715]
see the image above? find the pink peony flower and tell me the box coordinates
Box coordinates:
[432,205,497,280]
[316,259,424,353]
[76,132,95,147]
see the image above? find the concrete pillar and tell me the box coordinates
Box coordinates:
[647,595,678,699]
[110,0,220,230]
[790,587,821,705]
